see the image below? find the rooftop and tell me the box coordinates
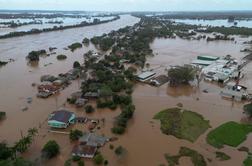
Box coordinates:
[79,132,108,147]
[49,109,74,123]
[137,71,156,80]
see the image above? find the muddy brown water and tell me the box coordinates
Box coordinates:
[1,15,252,166]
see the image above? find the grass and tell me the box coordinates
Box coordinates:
[164,147,206,166]
[207,122,252,149]
[243,153,252,166]
[154,108,210,142]
[215,151,231,161]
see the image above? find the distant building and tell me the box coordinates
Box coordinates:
[48,109,75,128]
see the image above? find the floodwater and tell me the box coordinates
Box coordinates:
[1,15,252,166]
[0,16,116,36]
[173,19,252,28]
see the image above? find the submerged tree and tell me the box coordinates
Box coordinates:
[42,140,60,159]
[168,65,196,86]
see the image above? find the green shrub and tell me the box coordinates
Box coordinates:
[93,153,104,165]
[57,54,67,60]
[42,140,60,159]
[85,105,95,113]
[69,130,83,141]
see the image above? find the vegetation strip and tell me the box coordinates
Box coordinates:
[154,108,210,142]
[207,121,252,148]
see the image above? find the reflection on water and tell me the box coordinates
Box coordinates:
[167,84,197,97]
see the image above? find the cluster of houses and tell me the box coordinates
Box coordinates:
[37,68,81,98]
[191,55,251,101]
[47,109,109,159]
[192,55,240,84]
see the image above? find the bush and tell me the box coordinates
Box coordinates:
[69,130,83,141]
[67,98,77,104]
[26,49,46,61]
[64,159,72,166]
[111,126,125,134]
[72,155,81,162]
[57,54,67,60]
[77,160,84,166]
[244,103,252,118]
[104,160,108,165]
[109,144,114,150]
[68,42,82,51]
[115,146,124,156]
[85,105,95,113]
[82,38,89,44]
[73,61,81,69]
[0,112,6,120]
[93,153,104,165]
[42,140,60,159]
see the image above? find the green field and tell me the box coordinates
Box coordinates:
[243,153,252,166]
[207,121,252,149]
[164,147,207,166]
[154,108,210,142]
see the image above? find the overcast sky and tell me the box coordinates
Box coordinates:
[0,0,251,11]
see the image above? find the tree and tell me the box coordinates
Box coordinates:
[69,130,83,141]
[0,142,13,160]
[73,61,81,69]
[168,65,196,86]
[85,105,95,113]
[82,38,89,45]
[57,54,67,60]
[0,112,6,120]
[244,103,252,118]
[93,153,104,165]
[77,160,85,166]
[99,85,113,98]
[42,140,60,159]
[115,146,124,156]
[14,127,38,153]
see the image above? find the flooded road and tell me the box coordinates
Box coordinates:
[0,14,252,166]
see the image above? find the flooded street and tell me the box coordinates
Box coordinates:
[1,14,252,166]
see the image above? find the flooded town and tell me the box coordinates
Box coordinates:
[1,1,252,166]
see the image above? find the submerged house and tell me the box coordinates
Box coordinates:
[48,109,75,128]
[137,71,156,82]
[72,132,109,158]
[149,75,169,86]
[72,145,97,158]
[220,82,248,101]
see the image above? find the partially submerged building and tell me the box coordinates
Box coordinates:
[149,75,169,86]
[220,82,249,101]
[72,132,109,158]
[137,71,156,82]
[48,109,75,128]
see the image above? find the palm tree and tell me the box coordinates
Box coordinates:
[28,128,38,138]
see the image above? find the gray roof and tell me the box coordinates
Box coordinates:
[49,110,74,123]
[79,132,108,147]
